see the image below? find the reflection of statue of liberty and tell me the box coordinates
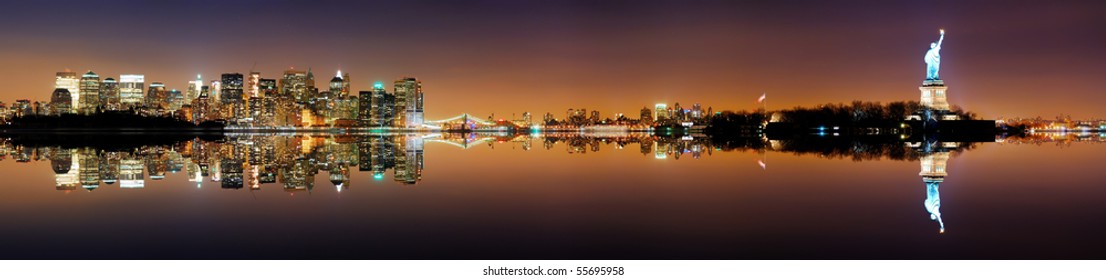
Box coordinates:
[924,29,945,80]
[919,151,949,233]
[924,181,944,233]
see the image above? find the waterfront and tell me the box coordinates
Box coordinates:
[0,133,1104,259]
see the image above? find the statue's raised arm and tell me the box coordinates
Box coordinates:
[936,29,945,49]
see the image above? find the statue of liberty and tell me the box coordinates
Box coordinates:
[924,29,945,80]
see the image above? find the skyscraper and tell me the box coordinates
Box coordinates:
[369,82,395,127]
[279,69,308,102]
[49,89,72,116]
[221,73,244,121]
[55,71,79,113]
[146,82,166,109]
[187,74,203,102]
[393,77,423,128]
[100,78,119,111]
[246,72,261,98]
[119,74,145,108]
[340,71,350,96]
[78,71,100,114]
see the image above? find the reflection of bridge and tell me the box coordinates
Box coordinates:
[423,113,525,131]
[425,133,529,149]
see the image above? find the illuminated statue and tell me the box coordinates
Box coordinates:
[924,29,945,80]
[924,181,944,233]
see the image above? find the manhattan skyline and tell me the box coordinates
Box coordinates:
[1,0,1104,120]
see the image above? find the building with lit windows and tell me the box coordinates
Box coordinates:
[78,71,100,114]
[654,103,668,121]
[146,82,166,109]
[221,73,244,121]
[369,82,395,127]
[55,71,79,113]
[246,72,260,98]
[279,69,308,102]
[49,89,72,116]
[394,77,423,128]
[187,75,203,102]
[119,74,145,108]
[100,78,119,111]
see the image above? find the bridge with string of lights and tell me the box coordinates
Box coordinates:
[421,113,529,131]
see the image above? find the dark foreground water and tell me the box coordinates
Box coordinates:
[0,132,1104,259]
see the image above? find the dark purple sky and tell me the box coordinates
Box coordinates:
[1,0,1104,119]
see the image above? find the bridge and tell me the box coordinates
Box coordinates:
[423,113,526,131]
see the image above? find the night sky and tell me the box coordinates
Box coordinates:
[1,0,1104,119]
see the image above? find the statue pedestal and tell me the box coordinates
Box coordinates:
[919,79,949,111]
[906,79,958,121]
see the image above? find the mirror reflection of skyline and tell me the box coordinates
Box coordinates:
[7,132,1103,236]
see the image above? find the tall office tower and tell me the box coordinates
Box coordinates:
[340,71,350,96]
[210,79,221,101]
[258,78,276,97]
[55,71,79,113]
[393,77,423,128]
[146,82,166,109]
[187,74,203,102]
[369,82,394,127]
[49,89,73,116]
[246,72,260,98]
[640,107,653,125]
[305,68,316,92]
[279,69,308,102]
[119,74,145,108]
[220,73,244,121]
[167,89,185,111]
[330,72,344,97]
[654,103,668,121]
[78,71,101,114]
[100,78,119,111]
[191,86,211,123]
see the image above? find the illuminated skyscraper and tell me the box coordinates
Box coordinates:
[279,69,308,102]
[330,72,344,98]
[146,82,166,109]
[654,103,668,121]
[393,77,423,128]
[55,71,79,113]
[187,74,203,102]
[368,82,394,127]
[340,71,350,96]
[49,89,72,116]
[209,80,221,101]
[168,89,185,111]
[100,78,119,111]
[221,73,244,121]
[246,72,261,98]
[78,71,101,114]
[119,74,145,108]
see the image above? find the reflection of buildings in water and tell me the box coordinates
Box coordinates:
[220,159,244,189]
[394,136,423,185]
[2,133,730,192]
[919,151,950,234]
[119,157,144,189]
[52,151,79,191]
[78,149,100,191]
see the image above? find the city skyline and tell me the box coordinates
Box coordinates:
[1,1,1104,120]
